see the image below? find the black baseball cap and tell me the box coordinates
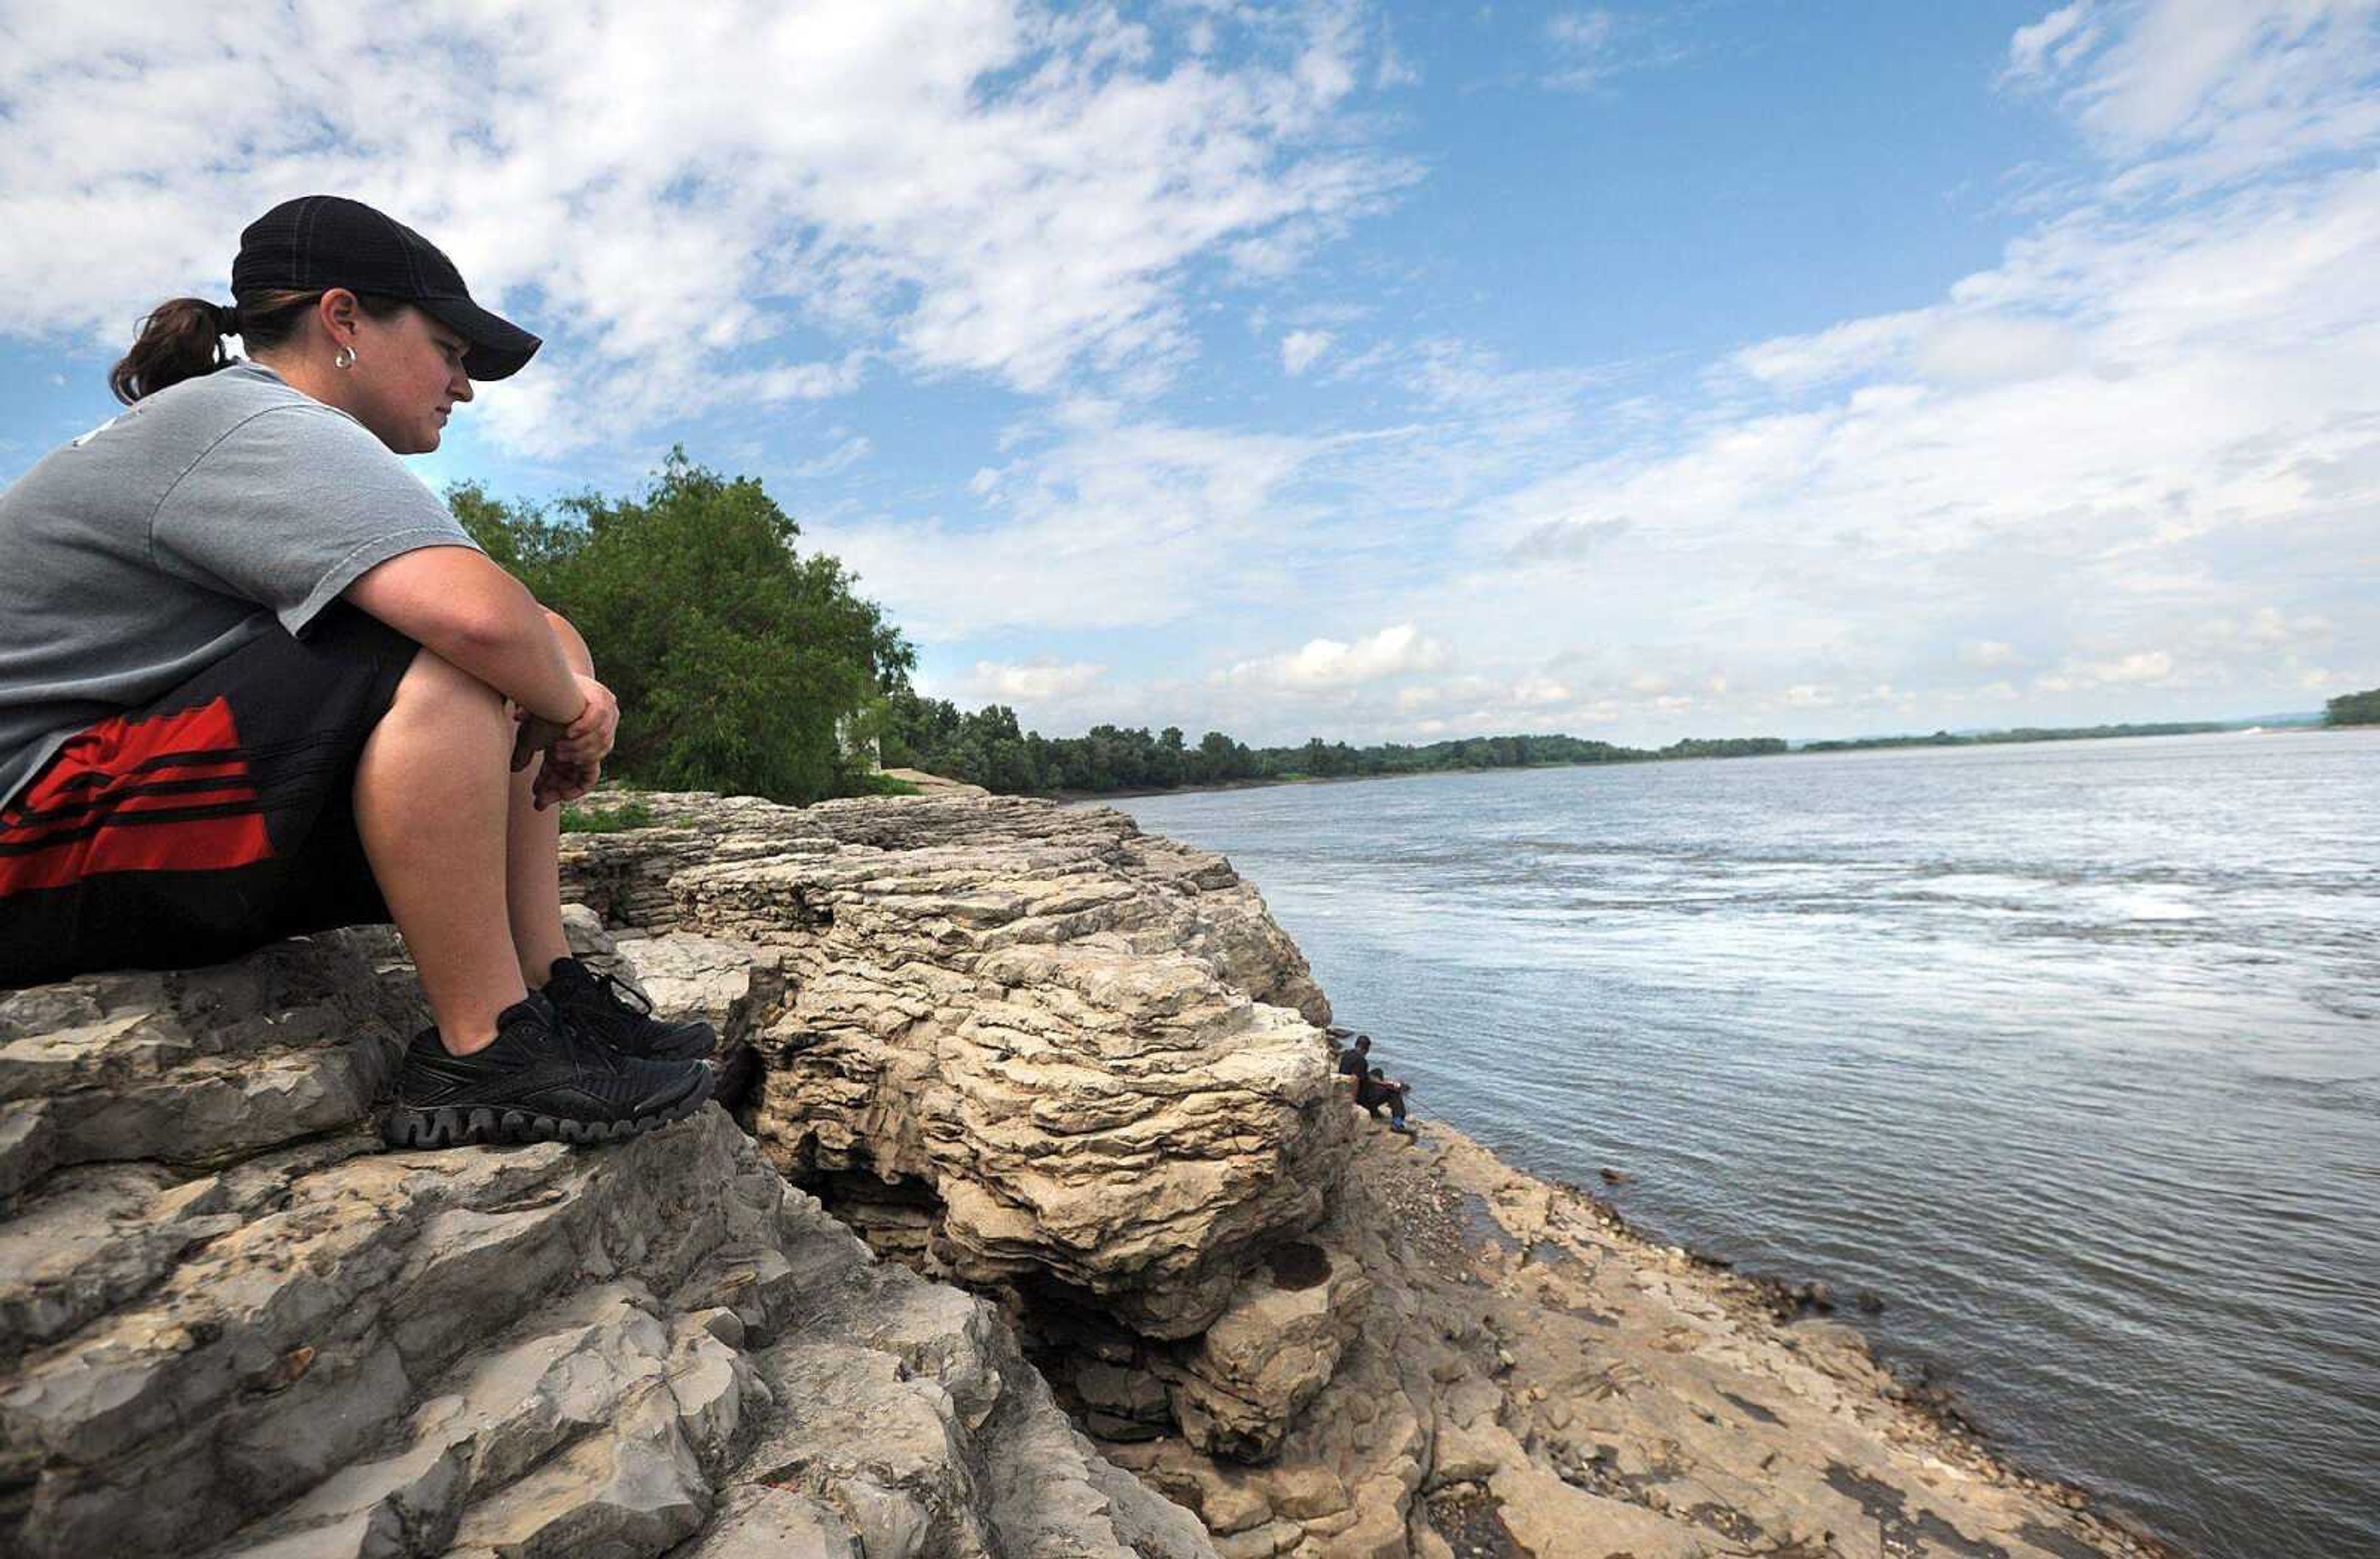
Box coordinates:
[231,195,541,381]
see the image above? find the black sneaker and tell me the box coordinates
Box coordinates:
[540,956,717,1061]
[381,992,715,1149]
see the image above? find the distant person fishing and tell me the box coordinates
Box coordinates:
[1336,1033,1416,1135]
[0,195,717,1149]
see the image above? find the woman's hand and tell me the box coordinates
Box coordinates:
[553,674,619,767]
[532,752,601,810]
[509,675,614,810]
[511,709,571,774]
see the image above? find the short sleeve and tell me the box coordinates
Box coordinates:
[149,404,485,635]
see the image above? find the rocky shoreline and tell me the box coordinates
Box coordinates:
[1,790,2174,1557]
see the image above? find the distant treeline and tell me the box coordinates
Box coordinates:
[2325,688,2380,726]
[1799,721,2234,753]
[879,692,1784,795]
[882,692,2344,798]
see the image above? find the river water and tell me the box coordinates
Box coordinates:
[1105,730,2380,1559]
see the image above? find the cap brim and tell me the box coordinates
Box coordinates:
[416,295,541,381]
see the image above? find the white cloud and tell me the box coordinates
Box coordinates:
[2090,649,2175,682]
[731,356,871,407]
[1734,309,2083,392]
[1543,11,1620,91]
[2034,649,2178,693]
[1220,624,1449,691]
[1547,12,1618,51]
[2243,605,2330,647]
[2006,4,2102,86]
[1280,329,1334,375]
[1541,7,1693,93]
[2002,0,2380,190]
[1505,514,1631,563]
[962,658,1108,701]
[1962,640,2023,669]
[793,435,875,480]
[1731,311,1928,392]
[0,1,1414,454]
[1908,315,2083,386]
[809,405,1319,637]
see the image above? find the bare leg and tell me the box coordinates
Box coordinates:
[509,614,593,988]
[353,650,523,1053]
[506,756,571,987]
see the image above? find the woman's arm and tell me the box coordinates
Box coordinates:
[343,547,583,722]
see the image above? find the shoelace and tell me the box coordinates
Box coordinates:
[592,968,654,1018]
[543,997,628,1075]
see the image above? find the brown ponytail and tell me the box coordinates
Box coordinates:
[108,298,233,404]
[108,288,409,405]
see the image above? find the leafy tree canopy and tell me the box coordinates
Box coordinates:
[450,450,914,805]
[2325,688,2380,727]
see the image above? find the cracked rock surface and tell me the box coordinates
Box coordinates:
[0,911,1210,1559]
[560,793,1345,1346]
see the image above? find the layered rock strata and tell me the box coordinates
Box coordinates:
[560,794,1345,1347]
[0,927,1212,1558]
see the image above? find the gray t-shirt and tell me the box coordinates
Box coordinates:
[0,361,480,808]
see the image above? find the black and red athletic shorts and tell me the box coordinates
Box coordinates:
[0,605,420,990]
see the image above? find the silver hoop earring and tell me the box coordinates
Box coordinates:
[333,345,356,370]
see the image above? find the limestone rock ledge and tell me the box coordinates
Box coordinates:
[0,932,1212,1559]
[560,793,1344,1343]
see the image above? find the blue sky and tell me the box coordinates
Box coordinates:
[4,1,2375,744]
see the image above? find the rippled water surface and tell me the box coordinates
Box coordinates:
[1108,731,2380,1559]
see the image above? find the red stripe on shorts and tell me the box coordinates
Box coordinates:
[0,699,273,894]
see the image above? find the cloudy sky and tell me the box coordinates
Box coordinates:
[3,1,2374,744]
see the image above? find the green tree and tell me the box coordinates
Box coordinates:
[2325,688,2380,726]
[450,451,912,805]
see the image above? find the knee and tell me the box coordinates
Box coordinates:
[387,649,508,733]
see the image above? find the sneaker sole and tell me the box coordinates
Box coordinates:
[379,1064,716,1151]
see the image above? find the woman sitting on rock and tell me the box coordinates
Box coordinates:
[0,196,715,1149]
